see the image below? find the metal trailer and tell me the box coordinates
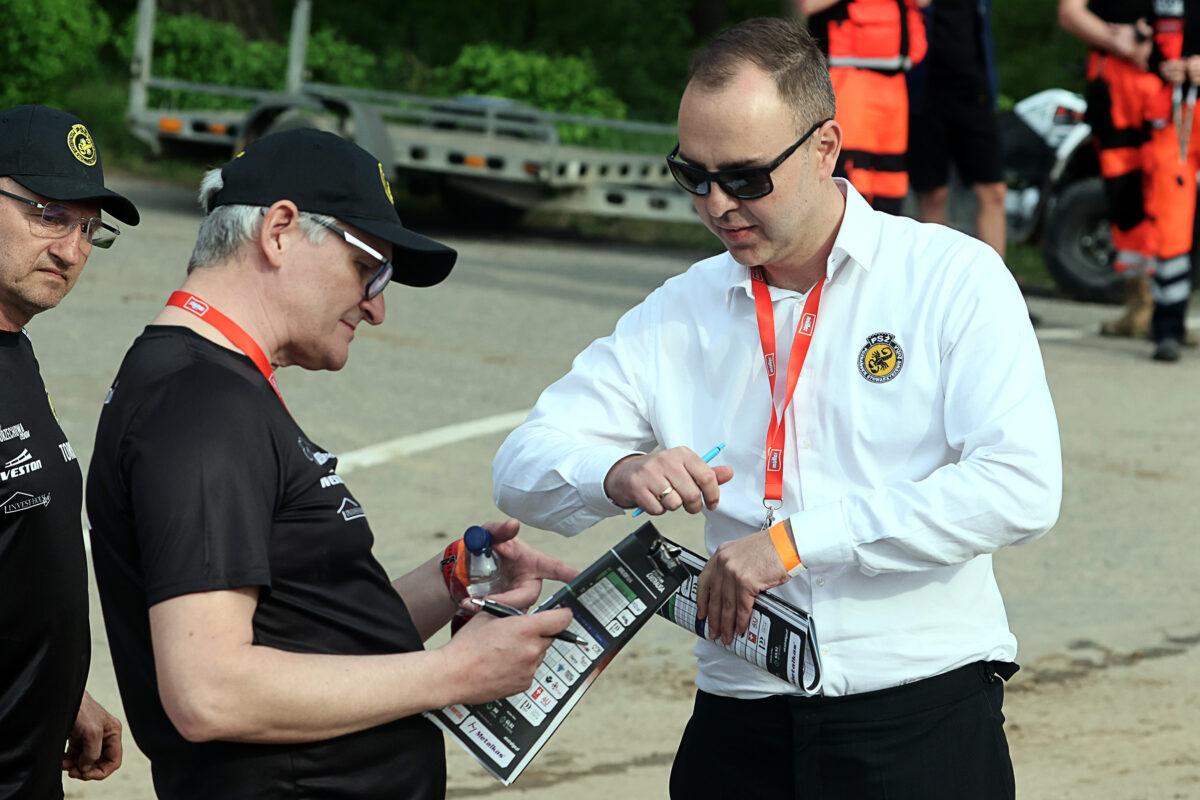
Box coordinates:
[127,0,697,225]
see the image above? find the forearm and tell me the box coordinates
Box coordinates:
[493,423,640,534]
[391,554,458,641]
[793,446,1061,575]
[163,645,457,744]
[798,0,842,15]
[1058,2,1129,52]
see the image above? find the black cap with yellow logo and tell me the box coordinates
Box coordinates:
[208,128,456,288]
[0,104,139,225]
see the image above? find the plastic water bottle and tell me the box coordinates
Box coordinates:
[450,526,503,634]
[463,525,502,598]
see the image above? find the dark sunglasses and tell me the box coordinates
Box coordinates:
[0,187,120,248]
[313,218,394,300]
[666,118,831,200]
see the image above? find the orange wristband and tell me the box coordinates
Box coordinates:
[768,521,802,572]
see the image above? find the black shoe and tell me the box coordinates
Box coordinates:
[1152,338,1182,362]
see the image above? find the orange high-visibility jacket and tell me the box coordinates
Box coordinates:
[815,0,928,72]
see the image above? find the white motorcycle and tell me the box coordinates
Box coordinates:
[1002,89,1124,303]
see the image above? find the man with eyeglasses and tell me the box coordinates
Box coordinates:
[494,17,1060,799]
[0,104,138,798]
[85,128,576,799]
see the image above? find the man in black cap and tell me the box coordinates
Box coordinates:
[0,103,138,798]
[86,128,576,799]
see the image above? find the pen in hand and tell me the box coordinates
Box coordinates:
[632,441,727,517]
[470,597,589,646]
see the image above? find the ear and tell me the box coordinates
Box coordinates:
[815,120,843,180]
[257,200,302,271]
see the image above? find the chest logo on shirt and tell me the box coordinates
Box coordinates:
[337,497,365,522]
[858,332,904,384]
[0,422,30,442]
[1,491,51,514]
[0,449,43,482]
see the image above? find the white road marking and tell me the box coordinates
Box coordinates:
[337,410,531,475]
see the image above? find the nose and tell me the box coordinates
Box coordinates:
[360,291,385,326]
[701,183,740,219]
[46,224,89,267]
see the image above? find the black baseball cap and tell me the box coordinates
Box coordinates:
[0,104,139,225]
[208,128,456,288]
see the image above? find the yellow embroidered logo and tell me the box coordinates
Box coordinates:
[67,124,97,166]
[858,332,904,383]
[378,162,394,205]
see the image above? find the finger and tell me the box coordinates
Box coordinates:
[103,726,123,773]
[666,464,706,514]
[680,459,719,512]
[530,550,579,584]
[634,483,669,516]
[483,518,520,544]
[735,588,755,637]
[78,725,102,770]
[719,572,740,646]
[695,564,713,623]
[528,607,573,635]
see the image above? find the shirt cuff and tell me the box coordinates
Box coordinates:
[787,500,853,570]
[565,445,645,516]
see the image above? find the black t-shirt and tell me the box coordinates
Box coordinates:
[1090,0,1154,24]
[86,326,444,800]
[0,329,89,800]
[926,0,988,93]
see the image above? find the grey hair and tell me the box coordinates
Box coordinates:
[187,168,336,272]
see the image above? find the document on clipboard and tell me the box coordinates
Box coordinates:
[425,526,824,785]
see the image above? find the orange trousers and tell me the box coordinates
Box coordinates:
[1144,92,1198,342]
[832,67,909,215]
[1086,52,1160,273]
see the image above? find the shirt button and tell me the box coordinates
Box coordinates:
[800,437,812,449]
[814,576,827,587]
[820,646,830,656]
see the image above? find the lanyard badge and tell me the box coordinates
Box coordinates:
[749,267,824,528]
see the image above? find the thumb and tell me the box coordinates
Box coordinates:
[482,518,520,545]
[713,465,735,485]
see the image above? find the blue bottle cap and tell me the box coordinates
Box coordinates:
[464,525,492,554]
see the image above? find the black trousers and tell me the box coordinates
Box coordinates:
[669,661,1017,800]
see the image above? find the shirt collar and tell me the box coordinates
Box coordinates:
[725,178,881,304]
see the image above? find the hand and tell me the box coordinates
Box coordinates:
[696,531,791,646]
[1161,58,1187,86]
[1187,56,1200,86]
[603,448,734,516]
[441,607,575,705]
[464,519,578,611]
[62,692,122,781]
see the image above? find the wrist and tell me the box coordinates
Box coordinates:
[768,519,805,576]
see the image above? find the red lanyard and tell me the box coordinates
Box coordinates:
[749,267,824,525]
[165,291,286,407]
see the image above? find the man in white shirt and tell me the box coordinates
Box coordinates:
[493,16,1061,800]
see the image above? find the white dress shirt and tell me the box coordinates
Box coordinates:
[493,180,1062,698]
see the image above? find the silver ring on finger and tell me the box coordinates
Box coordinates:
[659,486,675,499]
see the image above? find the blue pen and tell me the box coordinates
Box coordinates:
[632,442,727,517]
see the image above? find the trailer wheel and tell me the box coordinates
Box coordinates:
[1041,177,1123,304]
[439,186,527,229]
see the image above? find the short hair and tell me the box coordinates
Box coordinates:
[687,17,836,133]
[188,167,335,272]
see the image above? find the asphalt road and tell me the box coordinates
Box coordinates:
[33,175,1199,799]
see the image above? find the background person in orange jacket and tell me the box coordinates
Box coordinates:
[1141,0,1199,362]
[801,0,931,215]
[1059,0,1158,338]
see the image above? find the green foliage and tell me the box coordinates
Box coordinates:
[434,44,630,145]
[113,12,285,109]
[0,0,112,109]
